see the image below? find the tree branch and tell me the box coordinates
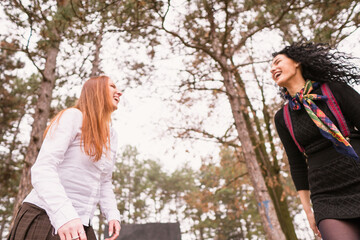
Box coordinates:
[232,0,297,54]
[173,127,239,148]
[333,3,358,46]
[155,0,220,65]
[231,59,271,71]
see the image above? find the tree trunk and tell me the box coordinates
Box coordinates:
[0,216,6,240]
[220,60,285,240]
[98,214,104,239]
[90,25,104,77]
[233,70,298,240]
[11,43,60,226]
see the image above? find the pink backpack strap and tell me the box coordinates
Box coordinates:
[283,103,305,153]
[320,83,350,137]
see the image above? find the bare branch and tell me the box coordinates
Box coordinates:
[174,127,239,148]
[202,0,216,43]
[26,27,32,50]
[214,172,248,195]
[221,0,230,56]
[155,1,220,64]
[34,0,50,24]
[333,3,359,46]
[232,0,297,54]
[232,59,271,71]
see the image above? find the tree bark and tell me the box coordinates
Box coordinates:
[90,25,104,77]
[11,41,60,226]
[159,6,287,238]
[0,217,6,240]
[98,214,105,239]
[220,59,285,240]
[232,70,298,240]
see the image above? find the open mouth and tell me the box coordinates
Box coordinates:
[113,96,119,103]
[274,71,282,79]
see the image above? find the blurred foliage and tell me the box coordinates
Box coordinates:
[0,38,40,237]
[154,0,360,238]
[107,145,265,239]
[183,147,265,240]
[0,0,359,239]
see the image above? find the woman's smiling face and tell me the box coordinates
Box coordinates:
[270,54,300,88]
[108,78,122,111]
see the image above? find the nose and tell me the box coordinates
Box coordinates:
[270,65,275,74]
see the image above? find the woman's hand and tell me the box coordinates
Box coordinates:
[298,190,321,238]
[306,211,321,239]
[58,218,87,240]
[105,220,121,240]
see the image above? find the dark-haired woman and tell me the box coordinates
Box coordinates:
[8,76,122,240]
[272,42,360,240]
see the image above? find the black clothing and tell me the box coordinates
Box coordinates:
[275,82,360,225]
[318,218,360,240]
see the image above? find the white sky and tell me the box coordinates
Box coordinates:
[106,29,360,173]
[1,2,359,173]
[2,3,360,240]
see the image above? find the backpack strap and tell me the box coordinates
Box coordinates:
[283,103,305,153]
[283,83,350,154]
[320,83,350,137]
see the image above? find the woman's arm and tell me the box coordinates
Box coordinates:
[298,190,321,238]
[298,190,312,215]
[100,131,121,240]
[30,108,81,232]
[275,110,320,237]
[274,110,309,190]
[99,170,121,240]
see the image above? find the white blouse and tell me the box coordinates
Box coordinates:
[24,108,121,232]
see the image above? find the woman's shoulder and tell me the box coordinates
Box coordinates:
[323,81,359,101]
[63,108,82,117]
[274,107,285,121]
[323,81,351,91]
[57,108,83,125]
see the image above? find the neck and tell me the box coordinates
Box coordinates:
[286,76,306,96]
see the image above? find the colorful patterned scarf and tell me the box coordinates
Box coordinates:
[285,80,359,160]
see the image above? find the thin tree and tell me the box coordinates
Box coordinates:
[2,0,80,224]
[153,0,360,239]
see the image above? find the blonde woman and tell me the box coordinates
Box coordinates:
[9,76,122,240]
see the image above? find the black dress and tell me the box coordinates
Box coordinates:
[275,82,360,225]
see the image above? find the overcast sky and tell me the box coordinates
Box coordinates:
[1,4,360,174]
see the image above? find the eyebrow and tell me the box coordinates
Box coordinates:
[272,56,281,64]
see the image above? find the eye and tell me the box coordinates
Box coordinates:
[272,58,279,66]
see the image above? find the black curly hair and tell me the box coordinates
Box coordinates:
[272,42,360,85]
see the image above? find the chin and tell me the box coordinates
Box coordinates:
[275,79,287,88]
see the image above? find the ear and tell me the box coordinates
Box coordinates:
[295,62,300,68]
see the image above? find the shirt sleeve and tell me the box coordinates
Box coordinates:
[328,82,360,131]
[99,130,121,223]
[30,108,82,232]
[274,109,309,190]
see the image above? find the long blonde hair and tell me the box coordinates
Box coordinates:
[44,76,113,161]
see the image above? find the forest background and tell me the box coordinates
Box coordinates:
[1,0,360,240]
